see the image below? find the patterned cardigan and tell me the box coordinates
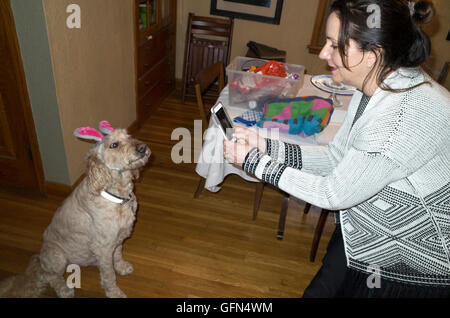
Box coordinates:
[242,68,450,286]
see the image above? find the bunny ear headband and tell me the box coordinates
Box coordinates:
[74,120,125,177]
[73,120,115,143]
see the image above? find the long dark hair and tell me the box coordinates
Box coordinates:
[330,0,435,92]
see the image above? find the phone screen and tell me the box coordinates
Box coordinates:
[214,106,234,139]
[216,107,233,129]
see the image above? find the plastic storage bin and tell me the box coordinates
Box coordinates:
[226,56,305,110]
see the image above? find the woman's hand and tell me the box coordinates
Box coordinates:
[223,138,253,167]
[223,127,265,167]
[232,127,266,153]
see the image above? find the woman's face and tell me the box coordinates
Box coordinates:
[319,12,374,91]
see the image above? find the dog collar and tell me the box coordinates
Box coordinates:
[101,190,131,205]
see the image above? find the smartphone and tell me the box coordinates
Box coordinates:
[211,102,235,140]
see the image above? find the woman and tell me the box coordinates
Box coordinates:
[224,0,450,297]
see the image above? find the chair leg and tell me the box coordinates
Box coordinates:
[310,209,330,262]
[181,15,194,104]
[303,202,312,215]
[194,177,206,199]
[277,193,290,240]
[253,182,264,220]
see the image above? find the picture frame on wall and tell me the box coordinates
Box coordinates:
[210,0,284,25]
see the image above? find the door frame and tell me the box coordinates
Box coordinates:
[1,0,45,194]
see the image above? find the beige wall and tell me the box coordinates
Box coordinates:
[175,0,328,79]
[176,0,449,89]
[43,0,136,184]
[423,0,450,89]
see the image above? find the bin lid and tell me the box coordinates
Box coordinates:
[240,59,267,71]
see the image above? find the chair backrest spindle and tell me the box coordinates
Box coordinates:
[194,62,225,127]
[181,13,233,103]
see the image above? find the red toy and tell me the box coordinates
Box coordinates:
[253,60,286,78]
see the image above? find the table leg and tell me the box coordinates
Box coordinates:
[310,209,330,262]
[304,202,312,215]
[253,182,265,220]
[194,177,206,199]
[277,193,290,240]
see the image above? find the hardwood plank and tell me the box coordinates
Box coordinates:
[0,91,334,298]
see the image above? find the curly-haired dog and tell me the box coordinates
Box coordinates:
[0,121,150,298]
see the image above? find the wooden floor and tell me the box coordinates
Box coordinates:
[0,91,335,298]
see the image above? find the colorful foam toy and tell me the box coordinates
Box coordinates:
[257,96,334,137]
[73,120,115,142]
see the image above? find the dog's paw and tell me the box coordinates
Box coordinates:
[57,286,75,298]
[114,260,134,276]
[105,287,127,298]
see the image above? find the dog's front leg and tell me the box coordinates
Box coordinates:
[97,250,127,298]
[113,245,134,276]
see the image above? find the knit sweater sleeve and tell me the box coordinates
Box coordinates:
[243,147,408,211]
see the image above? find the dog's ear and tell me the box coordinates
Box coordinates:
[86,151,112,194]
[98,120,115,135]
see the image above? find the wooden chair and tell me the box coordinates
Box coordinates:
[193,62,265,218]
[181,13,234,104]
[265,192,331,262]
[193,61,224,199]
[194,62,225,127]
[303,203,331,262]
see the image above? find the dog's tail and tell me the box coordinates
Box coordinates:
[0,254,48,298]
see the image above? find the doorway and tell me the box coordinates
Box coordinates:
[0,1,44,192]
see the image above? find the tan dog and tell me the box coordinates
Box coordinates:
[0,121,150,298]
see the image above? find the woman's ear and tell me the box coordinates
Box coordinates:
[367,48,383,69]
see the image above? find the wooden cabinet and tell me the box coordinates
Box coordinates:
[134,0,176,124]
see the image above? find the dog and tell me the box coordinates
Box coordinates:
[0,121,150,298]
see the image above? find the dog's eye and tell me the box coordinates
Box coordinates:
[110,142,119,149]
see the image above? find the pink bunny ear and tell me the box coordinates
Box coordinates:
[74,127,104,142]
[98,120,114,135]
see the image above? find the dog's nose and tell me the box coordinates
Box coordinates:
[136,143,147,155]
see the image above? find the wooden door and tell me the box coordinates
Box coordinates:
[0,1,42,191]
[308,0,333,54]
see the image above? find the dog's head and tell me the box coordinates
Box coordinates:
[74,121,151,193]
[97,128,151,172]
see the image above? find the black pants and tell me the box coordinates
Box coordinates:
[302,226,450,298]
[302,226,347,298]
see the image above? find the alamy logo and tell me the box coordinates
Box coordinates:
[367,4,381,29]
[66,264,81,289]
[366,264,381,289]
[170,121,279,164]
[66,4,81,29]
